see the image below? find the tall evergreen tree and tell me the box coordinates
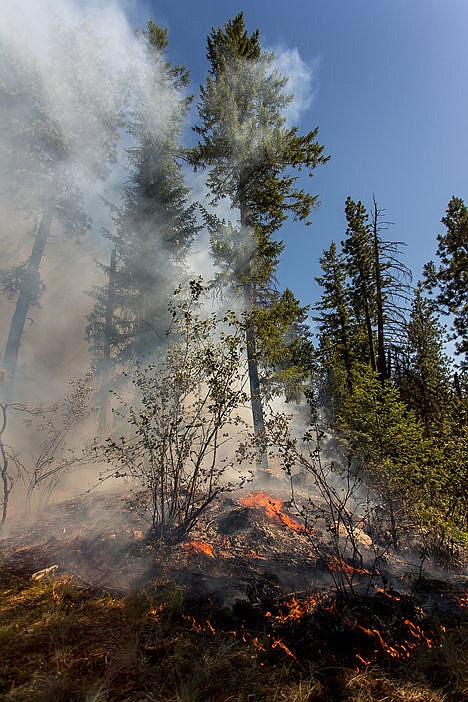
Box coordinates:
[342,197,411,384]
[86,21,199,415]
[190,13,328,467]
[400,285,452,432]
[424,196,468,369]
[342,197,378,374]
[314,241,356,409]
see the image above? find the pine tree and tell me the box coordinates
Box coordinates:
[399,285,452,433]
[342,197,411,384]
[86,21,199,415]
[342,197,378,374]
[190,13,328,467]
[424,196,468,369]
[314,241,357,412]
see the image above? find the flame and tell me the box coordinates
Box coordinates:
[458,592,468,608]
[182,614,216,635]
[355,616,438,660]
[375,586,401,601]
[272,638,297,659]
[185,541,215,558]
[327,555,378,578]
[240,492,305,533]
[266,594,321,623]
[148,603,166,622]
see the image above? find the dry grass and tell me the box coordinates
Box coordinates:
[0,562,466,702]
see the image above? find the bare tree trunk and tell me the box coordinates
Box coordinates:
[0,404,10,525]
[2,207,54,399]
[243,284,268,471]
[239,190,268,472]
[99,246,116,429]
[363,303,377,374]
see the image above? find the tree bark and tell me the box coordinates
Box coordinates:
[239,190,268,472]
[99,246,116,428]
[2,207,55,399]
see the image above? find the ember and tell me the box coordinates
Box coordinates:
[240,492,305,533]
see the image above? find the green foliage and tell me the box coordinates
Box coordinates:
[87,21,198,371]
[337,366,467,544]
[106,284,251,542]
[338,367,426,495]
[314,241,357,403]
[191,13,328,240]
[399,286,453,432]
[191,13,327,421]
[424,196,468,367]
[251,289,315,400]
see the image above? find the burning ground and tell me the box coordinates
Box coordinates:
[0,486,467,701]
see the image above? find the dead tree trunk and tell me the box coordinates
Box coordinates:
[98,246,116,429]
[2,207,55,399]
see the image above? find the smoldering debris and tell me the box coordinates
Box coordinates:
[0,484,465,599]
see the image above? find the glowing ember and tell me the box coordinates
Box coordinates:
[186,541,215,558]
[240,492,305,533]
[182,614,216,635]
[148,603,166,622]
[375,586,401,601]
[246,550,267,560]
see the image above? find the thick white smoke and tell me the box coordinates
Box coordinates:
[0,0,187,400]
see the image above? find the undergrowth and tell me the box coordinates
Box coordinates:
[0,562,466,702]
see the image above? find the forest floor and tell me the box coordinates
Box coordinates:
[0,490,467,701]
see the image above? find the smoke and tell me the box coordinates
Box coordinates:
[272,46,319,125]
[0,0,197,521]
[0,0,187,398]
[0,0,321,529]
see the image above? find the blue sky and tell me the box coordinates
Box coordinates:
[139,0,467,310]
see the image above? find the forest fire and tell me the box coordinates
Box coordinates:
[327,555,379,578]
[185,541,216,558]
[144,586,447,670]
[240,492,306,533]
[265,594,321,623]
[354,617,439,660]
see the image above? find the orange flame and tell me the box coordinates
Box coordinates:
[265,594,321,623]
[184,541,216,558]
[375,586,401,601]
[327,555,378,577]
[148,603,166,622]
[272,638,297,659]
[355,616,438,660]
[182,614,216,634]
[240,492,305,533]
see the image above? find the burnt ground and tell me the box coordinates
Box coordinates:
[0,488,326,598]
[0,487,466,602]
[0,488,467,700]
